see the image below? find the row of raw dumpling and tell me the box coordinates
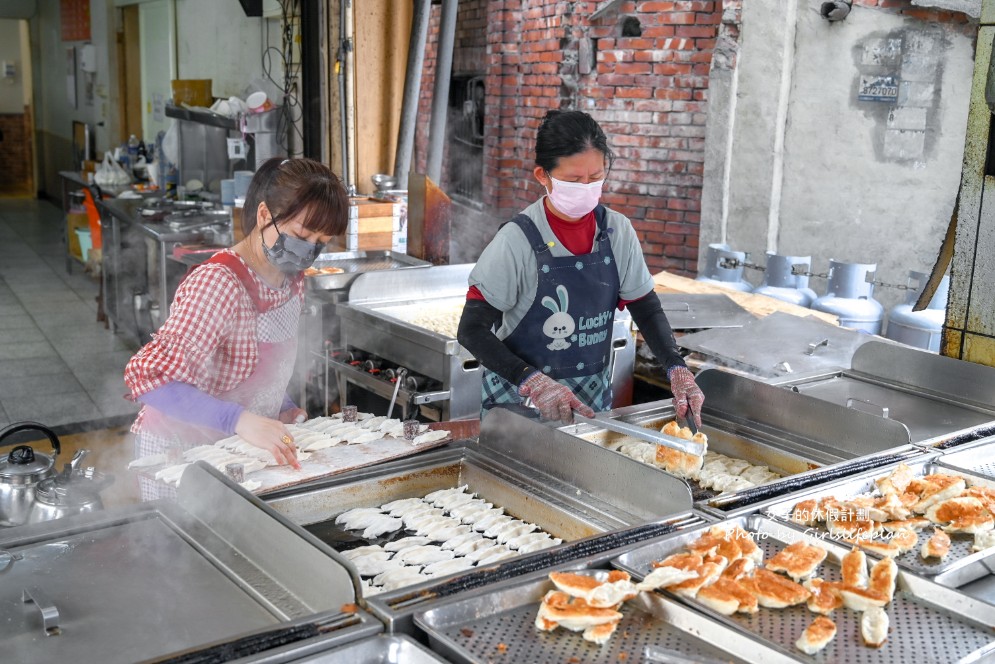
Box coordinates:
[334,485,560,551]
[335,486,562,593]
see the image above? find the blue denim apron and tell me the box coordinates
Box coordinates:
[480,205,620,419]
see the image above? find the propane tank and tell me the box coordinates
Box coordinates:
[884,271,948,352]
[696,243,753,292]
[811,260,884,334]
[753,252,817,307]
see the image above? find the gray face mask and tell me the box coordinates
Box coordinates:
[261,220,324,274]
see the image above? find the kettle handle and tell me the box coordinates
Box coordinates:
[0,422,61,458]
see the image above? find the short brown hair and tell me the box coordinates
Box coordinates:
[242,158,349,236]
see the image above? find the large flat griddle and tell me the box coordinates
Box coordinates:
[0,464,378,663]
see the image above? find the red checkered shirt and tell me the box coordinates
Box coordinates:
[124,249,304,433]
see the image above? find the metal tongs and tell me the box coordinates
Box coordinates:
[572,412,705,456]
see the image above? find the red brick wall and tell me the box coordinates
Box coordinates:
[0,111,33,196]
[416,0,724,275]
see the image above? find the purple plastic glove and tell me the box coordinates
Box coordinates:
[668,365,704,429]
[519,371,595,424]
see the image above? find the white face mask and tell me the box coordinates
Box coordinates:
[545,176,604,218]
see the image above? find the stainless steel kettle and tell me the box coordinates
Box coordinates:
[0,422,61,527]
[27,450,107,525]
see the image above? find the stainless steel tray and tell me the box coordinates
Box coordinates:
[676,312,879,379]
[414,560,751,663]
[0,464,378,663]
[305,251,430,291]
[613,515,995,663]
[238,635,446,663]
[938,439,995,480]
[759,459,995,587]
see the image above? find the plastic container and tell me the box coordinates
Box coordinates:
[246,91,274,113]
[75,229,93,263]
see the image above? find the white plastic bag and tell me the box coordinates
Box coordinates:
[93,151,117,186]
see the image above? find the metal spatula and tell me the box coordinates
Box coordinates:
[573,412,705,456]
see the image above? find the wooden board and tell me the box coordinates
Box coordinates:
[652,271,839,325]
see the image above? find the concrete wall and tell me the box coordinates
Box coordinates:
[0,19,27,112]
[174,0,271,100]
[701,0,974,311]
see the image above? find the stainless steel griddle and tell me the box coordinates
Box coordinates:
[613,515,995,663]
[0,464,379,664]
[333,265,636,420]
[769,340,995,448]
[262,409,700,633]
[561,370,917,517]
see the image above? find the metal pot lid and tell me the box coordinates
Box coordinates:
[34,477,100,507]
[0,445,54,482]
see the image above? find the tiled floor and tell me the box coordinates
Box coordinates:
[0,197,140,433]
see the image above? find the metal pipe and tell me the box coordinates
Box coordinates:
[425,0,459,184]
[337,0,352,192]
[393,0,432,189]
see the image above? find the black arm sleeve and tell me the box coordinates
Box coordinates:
[457,299,537,386]
[627,293,687,373]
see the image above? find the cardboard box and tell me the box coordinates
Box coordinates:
[66,212,89,260]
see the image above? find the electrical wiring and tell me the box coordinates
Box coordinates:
[260,0,304,156]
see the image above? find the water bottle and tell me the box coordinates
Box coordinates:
[127,134,140,162]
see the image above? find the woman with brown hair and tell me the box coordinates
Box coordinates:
[125,158,349,499]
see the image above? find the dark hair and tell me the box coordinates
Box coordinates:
[534,110,615,172]
[242,157,349,236]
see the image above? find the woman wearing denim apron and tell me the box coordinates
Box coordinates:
[457,111,704,425]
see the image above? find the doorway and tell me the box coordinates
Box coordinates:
[0,19,35,197]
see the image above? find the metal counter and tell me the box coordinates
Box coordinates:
[98,197,230,343]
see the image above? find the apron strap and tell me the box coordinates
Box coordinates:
[505,213,552,255]
[182,252,303,313]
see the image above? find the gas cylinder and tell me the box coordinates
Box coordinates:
[884,271,948,352]
[696,243,753,292]
[753,252,817,307]
[811,260,885,334]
